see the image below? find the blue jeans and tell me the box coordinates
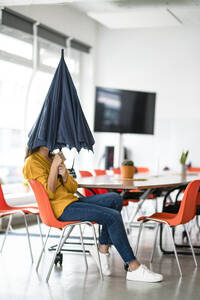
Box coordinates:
[58,192,136,264]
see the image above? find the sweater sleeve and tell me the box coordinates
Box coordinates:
[63,169,78,194]
[23,158,55,199]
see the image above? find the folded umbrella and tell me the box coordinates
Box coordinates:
[28,49,95,152]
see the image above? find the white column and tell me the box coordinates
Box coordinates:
[114,133,124,167]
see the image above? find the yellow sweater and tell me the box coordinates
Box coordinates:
[23,152,78,218]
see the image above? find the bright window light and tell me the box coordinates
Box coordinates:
[0,33,32,60]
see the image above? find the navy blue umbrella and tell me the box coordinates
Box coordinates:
[27,49,95,152]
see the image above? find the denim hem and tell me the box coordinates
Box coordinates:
[124,257,137,264]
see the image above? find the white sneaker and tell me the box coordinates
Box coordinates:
[126,264,163,283]
[88,245,111,276]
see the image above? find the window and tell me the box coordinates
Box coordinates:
[0,32,32,183]
[0,32,32,60]
[0,30,82,184]
[26,70,53,132]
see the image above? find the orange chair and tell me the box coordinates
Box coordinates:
[187,167,200,172]
[29,179,103,282]
[112,166,150,175]
[94,169,107,176]
[79,171,96,196]
[135,180,200,276]
[79,170,108,196]
[0,184,43,262]
[111,168,121,175]
[136,167,149,173]
[160,183,200,251]
[79,170,93,178]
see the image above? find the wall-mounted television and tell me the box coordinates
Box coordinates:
[94,86,156,134]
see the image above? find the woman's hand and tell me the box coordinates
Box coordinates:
[47,153,62,193]
[58,164,68,183]
[52,153,63,169]
[58,152,66,162]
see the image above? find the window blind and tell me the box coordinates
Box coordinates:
[1,8,91,53]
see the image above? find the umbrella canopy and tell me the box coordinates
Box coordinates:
[27,49,95,152]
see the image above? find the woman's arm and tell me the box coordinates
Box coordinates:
[47,154,63,193]
[58,164,68,183]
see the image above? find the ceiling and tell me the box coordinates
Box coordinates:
[1,0,200,29]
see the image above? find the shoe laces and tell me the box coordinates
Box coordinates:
[141,264,155,275]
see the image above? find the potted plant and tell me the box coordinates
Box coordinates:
[180,150,189,178]
[121,159,135,179]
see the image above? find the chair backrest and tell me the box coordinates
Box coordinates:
[94,169,107,176]
[187,167,200,172]
[136,167,149,173]
[174,180,200,224]
[0,184,10,209]
[29,179,68,229]
[79,170,98,196]
[112,168,121,175]
[93,169,109,194]
[79,170,93,177]
[79,170,108,196]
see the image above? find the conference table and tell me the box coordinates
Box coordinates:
[78,172,200,191]
[53,172,200,258]
[78,172,200,227]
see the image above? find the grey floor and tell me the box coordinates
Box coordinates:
[0,222,200,300]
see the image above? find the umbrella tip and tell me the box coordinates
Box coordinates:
[61,48,64,57]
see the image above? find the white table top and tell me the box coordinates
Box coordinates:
[78,172,200,190]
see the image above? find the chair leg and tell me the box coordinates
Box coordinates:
[128,199,145,228]
[59,225,75,251]
[0,214,13,253]
[128,189,152,229]
[46,228,66,283]
[36,215,44,248]
[124,206,129,223]
[183,223,197,267]
[134,221,144,256]
[166,224,182,277]
[150,223,160,262]
[81,224,87,236]
[154,198,158,212]
[79,224,88,270]
[23,214,34,263]
[90,222,103,280]
[36,227,51,272]
[123,206,131,233]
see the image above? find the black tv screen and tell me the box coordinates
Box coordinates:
[94,86,156,134]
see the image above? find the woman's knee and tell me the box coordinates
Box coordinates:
[107,209,123,225]
[110,192,123,210]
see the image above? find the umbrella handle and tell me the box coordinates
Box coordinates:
[72,158,75,168]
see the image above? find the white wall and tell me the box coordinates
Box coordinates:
[94,25,200,172]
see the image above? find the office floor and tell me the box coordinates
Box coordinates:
[0,222,200,300]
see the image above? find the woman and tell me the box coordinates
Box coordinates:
[23,146,163,282]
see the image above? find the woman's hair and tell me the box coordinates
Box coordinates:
[25,146,53,160]
[24,147,40,160]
